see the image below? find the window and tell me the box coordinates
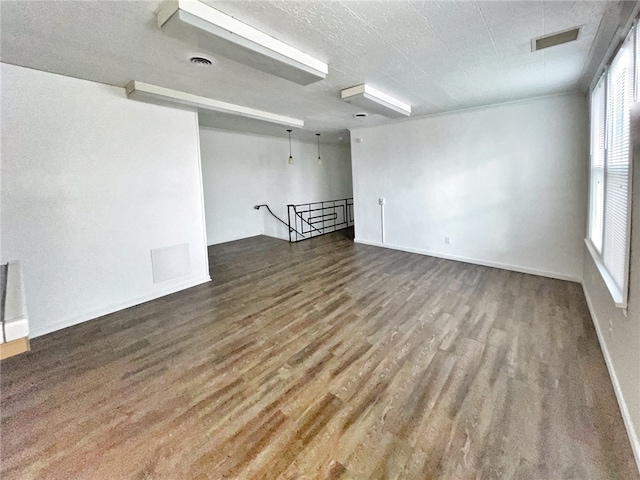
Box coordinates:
[589,76,605,253]
[587,24,636,308]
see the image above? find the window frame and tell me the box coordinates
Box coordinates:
[588,74,606,254]
[586,23,636,309]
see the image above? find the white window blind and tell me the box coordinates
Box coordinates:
[637,20,640,101]
[587,25,635,307]
[604,33,633,296]
[589,76,606,253]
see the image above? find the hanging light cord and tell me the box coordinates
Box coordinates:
[287,129,293,161]
[316,133,321,159]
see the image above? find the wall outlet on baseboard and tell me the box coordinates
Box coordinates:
[445,236,451,244]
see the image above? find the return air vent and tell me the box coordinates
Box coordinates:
[151,243,191,283]
[532,27,580,51]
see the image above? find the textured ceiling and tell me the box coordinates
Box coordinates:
[0,1,633,143]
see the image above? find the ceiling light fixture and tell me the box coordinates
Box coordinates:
[126,81,303,128]
[342,84,411,118]
[157,0,328,85]
[316,133,322,165]
[287,129,294,165]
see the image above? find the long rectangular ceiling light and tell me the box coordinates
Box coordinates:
[341,84,411,118]
[125,81,304,128]
[157,0,328,85]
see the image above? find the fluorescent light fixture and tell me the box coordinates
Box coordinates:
[341,84,411,118]
[157,0,328,85]
[125,81,304,128]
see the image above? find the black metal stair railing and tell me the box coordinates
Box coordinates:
[287,198,354,242]
[255,198,354,243]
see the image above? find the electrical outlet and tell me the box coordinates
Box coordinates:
[379,198,386,206]
[445,236,451,244]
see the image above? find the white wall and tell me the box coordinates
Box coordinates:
[199,128,353,244]
[1,63,210,337]
[583,103,640,466]
[351,93,588,282]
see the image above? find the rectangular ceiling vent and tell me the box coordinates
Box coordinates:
[532,27,581,52]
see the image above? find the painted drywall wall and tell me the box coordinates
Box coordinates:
[199,128,353,244]
[1,63,210,337]
[583,103,640,467]
[351,93,588,281]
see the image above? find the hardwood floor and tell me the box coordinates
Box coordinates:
[1,233,637,479]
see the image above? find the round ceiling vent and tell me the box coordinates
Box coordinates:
[354,112,368,118]
[190,56,213,66]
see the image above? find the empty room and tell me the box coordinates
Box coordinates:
[1,0,639,479]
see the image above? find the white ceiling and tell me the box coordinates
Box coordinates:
[0,1,634,144]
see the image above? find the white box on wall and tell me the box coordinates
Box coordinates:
[151,243,191,283]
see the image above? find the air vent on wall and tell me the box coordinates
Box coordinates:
[151,244,191,283]
[532,27,581,51]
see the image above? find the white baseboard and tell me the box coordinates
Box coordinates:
[262,232,289,241]
[208,233,289,245]
[353,238,581,283]
[582,285,640,474]
[30,276,211,338]
[207,233,262,246]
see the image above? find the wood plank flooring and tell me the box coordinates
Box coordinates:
[1,232,637,479]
